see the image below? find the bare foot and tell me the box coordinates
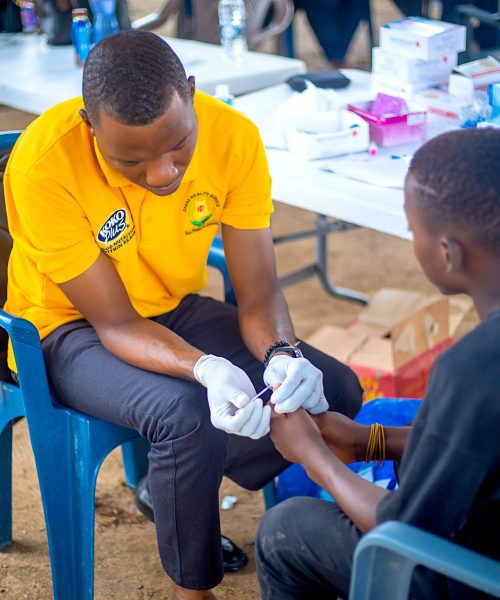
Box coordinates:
[171,582,217,600]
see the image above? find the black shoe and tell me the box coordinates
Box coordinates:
[134,477,248,573]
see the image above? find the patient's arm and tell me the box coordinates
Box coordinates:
[311,411,411,463]
[270,408,386,531]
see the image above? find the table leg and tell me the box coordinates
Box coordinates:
[274,214,369,304]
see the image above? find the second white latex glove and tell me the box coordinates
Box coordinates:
[194,354,271,439]
[263,355,329,414]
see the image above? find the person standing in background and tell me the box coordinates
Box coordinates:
[292,0,372,68]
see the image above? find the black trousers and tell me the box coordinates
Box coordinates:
[42,294,363,590]
[255,495,458,599]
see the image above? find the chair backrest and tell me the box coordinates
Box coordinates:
[349,521,500,599]
[455,4,500,62]
[0,131,21,381]
[133,0,294,52]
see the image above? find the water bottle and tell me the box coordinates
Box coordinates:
[89,0,119,44]
[217,0,247,62]
[214,84,235,106]
[71,8,92,67]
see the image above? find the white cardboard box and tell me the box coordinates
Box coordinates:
[451,56,500,91]
[372,73,442,101]
[283,110,369,160]
[379,17,466,61]
[372,46,456,85]
[413,88,470,120]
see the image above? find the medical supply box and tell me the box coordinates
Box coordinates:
[379,17,466,61]
[372,46,456,86]
[307,288,472,402]
[282,110,369,160]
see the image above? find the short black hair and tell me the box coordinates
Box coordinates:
[82,31,190,126]
[409,128,500,255]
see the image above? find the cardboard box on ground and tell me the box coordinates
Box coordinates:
[308,288,473,402]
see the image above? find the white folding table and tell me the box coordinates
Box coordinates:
[235,71,457,302]
[0,33,305,114]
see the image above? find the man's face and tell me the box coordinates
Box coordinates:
[404,173,454,294]
[91,88,198,196]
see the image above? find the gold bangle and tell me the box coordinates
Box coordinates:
[365,423,386,465]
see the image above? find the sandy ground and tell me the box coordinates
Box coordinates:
[0,1,476,598]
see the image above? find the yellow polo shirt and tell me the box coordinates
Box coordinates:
[4,91,273,363]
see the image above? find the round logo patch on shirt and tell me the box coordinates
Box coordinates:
[188,196,215,227]
[183,191,220,235]
[97,209,129,246]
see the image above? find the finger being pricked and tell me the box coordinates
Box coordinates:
[270,405,320,434]
[269,406,328,464]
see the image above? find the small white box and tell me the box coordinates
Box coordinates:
[413,88,470,120]
[372,47,456,85]
[379,17,465,60]
[372,73,442,100]
[452,56,500,90]
[283,110,369,160]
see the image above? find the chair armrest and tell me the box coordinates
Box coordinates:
[249,0,295,49]
[131,0,184,31]
[455,4,500,26]
[350,521,500,599]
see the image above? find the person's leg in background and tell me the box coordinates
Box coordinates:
[391,0,424,16]
[293,0,371,67]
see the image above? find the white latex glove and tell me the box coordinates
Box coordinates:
[194,354,271,439]
[263,355,329,415]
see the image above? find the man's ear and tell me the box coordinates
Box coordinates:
[79,109,94,135]
[441,236,464,274]
[187,76,196,102]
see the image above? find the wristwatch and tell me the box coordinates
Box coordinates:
[263,340,303,368]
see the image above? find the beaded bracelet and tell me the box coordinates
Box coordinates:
[263,340,302,367]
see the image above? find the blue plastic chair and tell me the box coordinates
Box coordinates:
[0,128,274,598]
[349,521,500,599]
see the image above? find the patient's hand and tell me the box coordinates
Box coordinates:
[270,407,331,468]
[311,412,368,464]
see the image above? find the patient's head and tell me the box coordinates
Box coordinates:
[404,128,500,295]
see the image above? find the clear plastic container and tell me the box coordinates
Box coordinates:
[218,0,247,61]
[347,99,427,147]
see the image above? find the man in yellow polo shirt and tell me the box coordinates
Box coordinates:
[4,32,362,599]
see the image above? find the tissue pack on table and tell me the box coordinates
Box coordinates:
[282,110,369,160]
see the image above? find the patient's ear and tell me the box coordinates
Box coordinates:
[441,236,464,274]
[79,109,94,134]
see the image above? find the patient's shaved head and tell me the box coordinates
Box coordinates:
[82,30,190,125]
[408,128,500,255]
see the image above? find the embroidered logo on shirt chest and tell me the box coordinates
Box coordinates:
[183,192,220,235]
[96,208,136,254]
